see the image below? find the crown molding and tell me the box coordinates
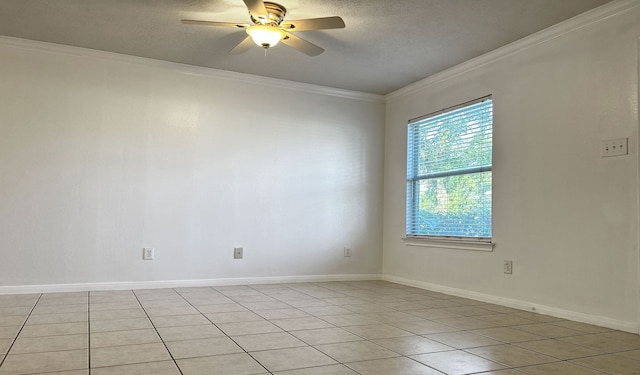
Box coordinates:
[385,0,640,102]
[1,0,636,104]
[0,35,383,103]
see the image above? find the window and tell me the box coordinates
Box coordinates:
[406,96,492,241]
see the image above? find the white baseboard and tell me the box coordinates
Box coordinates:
[4,273,636,334]
[0,274,382,295]
[383,274,639,334]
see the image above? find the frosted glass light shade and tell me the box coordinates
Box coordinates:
[246,25,285,48]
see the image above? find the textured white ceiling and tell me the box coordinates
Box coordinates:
[0,0,612,94]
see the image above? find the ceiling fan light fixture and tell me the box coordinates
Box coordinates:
[246,25,285,48]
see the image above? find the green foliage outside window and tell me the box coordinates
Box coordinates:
[407,98,492,238]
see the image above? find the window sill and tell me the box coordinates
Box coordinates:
[402,236,494,252]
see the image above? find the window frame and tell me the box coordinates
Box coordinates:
[404,95,494,250]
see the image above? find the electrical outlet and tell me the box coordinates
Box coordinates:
[234,247,243,259]
[143,247,154,260]
[344,247,352,257]
[504,260,513,274]
[602,138,628,157]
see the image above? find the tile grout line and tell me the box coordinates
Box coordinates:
[306,292,455,374]
[239,284,357,374]
[254,284,383,374]
[132,289,186,375]
[3,282,637,374]
[428,330,628,373]
[274,283,632,372]
[239,284,403,374]
[177,286,275,375]
[0,293,43,369]
[459,343,611,373]
[249,284,422,372]
[317,283,455,373]
[270,287,541,373]
[300,289,460,373]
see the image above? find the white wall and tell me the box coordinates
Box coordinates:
[0,39,385,288]
[383,1,640,331]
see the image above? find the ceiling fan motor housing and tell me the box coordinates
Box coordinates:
[250,2,287,25]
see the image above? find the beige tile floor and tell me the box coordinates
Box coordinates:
[0,280,639,374]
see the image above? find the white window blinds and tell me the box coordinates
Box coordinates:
[406,96,493,239]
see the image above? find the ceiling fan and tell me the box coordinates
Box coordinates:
[181,0,345,56]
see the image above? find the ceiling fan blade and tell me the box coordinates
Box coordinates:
[281,16,345,31]
[229,36,255,54]
[281,32,324,56]
[243,0,268,17]
[182,20,248,28]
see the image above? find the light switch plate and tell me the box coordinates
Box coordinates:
[602,138,628,157]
